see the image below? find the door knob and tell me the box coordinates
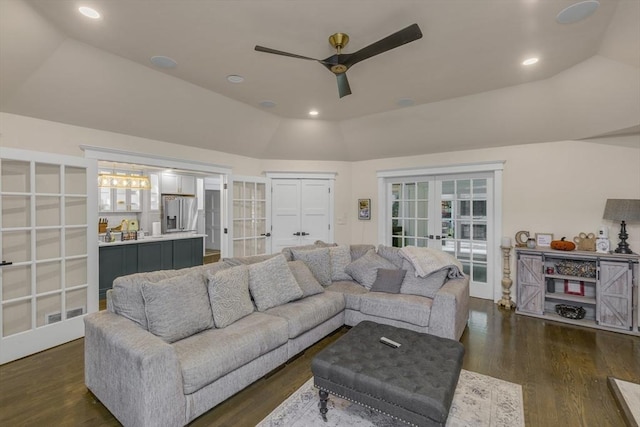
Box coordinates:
[301,232,309,236]
[260,233,271,237]
[0,261,13,267]
[293,232,301,236]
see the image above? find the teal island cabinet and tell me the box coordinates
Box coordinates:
[98,235,205,298]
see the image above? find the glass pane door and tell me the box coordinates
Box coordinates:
[0,148,97,364]
[391,181,431,248]
[229,176,270,257]
[386,173,494,300]
[440,178,489,289]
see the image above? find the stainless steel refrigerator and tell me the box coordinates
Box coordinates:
[161,194,198,233]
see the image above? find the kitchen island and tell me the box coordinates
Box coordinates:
[98,233,206,299]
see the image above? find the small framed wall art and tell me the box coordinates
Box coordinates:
[535,233,553,247]
[358,199,371,220]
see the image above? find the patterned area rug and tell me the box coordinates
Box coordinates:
[257,369,524,427]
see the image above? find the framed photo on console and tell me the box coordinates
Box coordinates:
[358,199,371,220]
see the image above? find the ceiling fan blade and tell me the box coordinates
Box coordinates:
[344,23,422,68]
[254,45,320,62]
[336,73,352,98]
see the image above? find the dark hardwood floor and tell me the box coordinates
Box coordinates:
[1,298,638,426]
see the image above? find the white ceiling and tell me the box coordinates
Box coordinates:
[1,0,638,161]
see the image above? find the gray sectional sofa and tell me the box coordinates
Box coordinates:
[84,243,469,427]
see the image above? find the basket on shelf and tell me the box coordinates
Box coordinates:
[555,260,596,278]
[555,304,586,320]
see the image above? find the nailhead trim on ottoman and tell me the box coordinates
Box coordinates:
[311,321,464,426]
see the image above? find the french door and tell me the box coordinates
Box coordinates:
[270,179,332,254]
[0,148,97,364]
[226,176,271,257]
[381,169,500,300]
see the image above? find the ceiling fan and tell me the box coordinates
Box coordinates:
[255,23,423,98]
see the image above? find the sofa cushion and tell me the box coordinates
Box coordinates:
[281,241,334,261]
[329,245,353,281]
[400,260,450,299]
[325,281,368,310]
[265,292,345,339]
[377,244,405,268]
[141,273,214,343]
[370,268,407,294]
[350,244,376,261]
[291,247,332,286]
[288,260,325,298]
[359,292,433,327]
[222,253,279,266]
[248,254,303,311]
[111,270,182,330]
[172,312,289,394]
[207,265,254,328]
[345,249,397,289]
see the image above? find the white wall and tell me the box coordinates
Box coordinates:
[2,112,639,275]
[350,139,640,301]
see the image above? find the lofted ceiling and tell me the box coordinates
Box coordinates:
[0,0,638,161]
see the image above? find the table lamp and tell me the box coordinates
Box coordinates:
[603,199,640,254]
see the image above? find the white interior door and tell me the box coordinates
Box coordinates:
[228,176,271,257]
[300,180,330,245]
[271,179,331,253]
[0,147,98,364]
[205,190,221,250]
[271,180,302,253]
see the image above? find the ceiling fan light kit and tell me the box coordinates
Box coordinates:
[255,23,423,98]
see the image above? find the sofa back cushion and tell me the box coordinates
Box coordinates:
[377,244,405,269]
[208,265,255,328]
[400,260,449,299]
[345,249,397,289]
[111,270,182,330]
[249,254,304,311]
[291,247,332,286]
[221,253,279,266]
[329,245,353,281]
[288,260,325,297]
[141,272,214,343]
[350,244,376,261]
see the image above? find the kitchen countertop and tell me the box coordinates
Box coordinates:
[99,233,207,247]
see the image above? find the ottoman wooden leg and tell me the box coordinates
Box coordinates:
[318,389,329,422]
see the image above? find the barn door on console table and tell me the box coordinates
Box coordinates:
[597,260,633,330]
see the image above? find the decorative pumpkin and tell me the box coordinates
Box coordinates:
[550,237,576,251]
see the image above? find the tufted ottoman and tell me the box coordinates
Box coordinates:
[311,321,464,426]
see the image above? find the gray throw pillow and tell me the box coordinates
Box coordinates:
[370,268,407,294]
[329,245,353,281]
[248,254,304,311]
[207,265,254,328]
[141,273,214,343]
[350,244,376,261]
[288,260,325,297]
[291,247,332,286]
[281,243,322,261]
[345,249,397,289]
[377,244,404,269]
[400,259,450,298]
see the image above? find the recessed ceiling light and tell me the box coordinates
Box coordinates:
[259,100,276,108]
[556,1,600,24]
[78,6,100,19]
[150,56,177,69]
[309,110,319,117]
[522,57,539,66]
[226,75,245,83]
[397,98,415,107]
